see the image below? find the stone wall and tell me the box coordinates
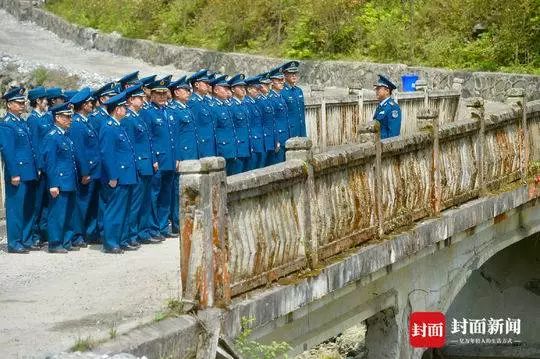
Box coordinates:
[1,0,539,102]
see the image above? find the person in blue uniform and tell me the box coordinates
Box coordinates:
[188,69,216,158]
[373,74,402,139]
[122,83,162,245]
[244,76,266,170]
[210,75,239,175]
[26,86,50,246]
[267,67,290,164]
[139,74,157,109]
[44,87,67,125]
[256,73,277,166]
[41,102,79,253]
[69,87,101,246]
[280,61,306,137]
[1,87,40,253]
[100,92,138,253]
[139,76,177,239]
[89,82,119,131]
[228,74,251,173]
[168,76,198,233]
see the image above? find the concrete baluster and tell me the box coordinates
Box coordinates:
[466,97,486,195]
[452,77,465,122]
[358,121,384,237]
[506,88,529,181]
[418,108,441,214]
[179,157,230,310]
[285,137,318,268]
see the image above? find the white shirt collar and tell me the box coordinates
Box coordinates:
[55,125,66,134]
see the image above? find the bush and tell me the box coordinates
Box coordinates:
[45,0,540,74]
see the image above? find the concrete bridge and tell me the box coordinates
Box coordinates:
[0,2,539,357]
[88,92,540,358]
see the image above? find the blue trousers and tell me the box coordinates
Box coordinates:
[128,175,154,242]
[74,180,100,243]
[47,191,76,250]
[32,175,48,244]
[226,158,244,176]
[103,184,133,250]
[5,180,37,251]
[169,173,180,233]
[152,170,174,235]
[248,152,264,171]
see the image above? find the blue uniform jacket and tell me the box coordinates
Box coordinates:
[26,109,52,169]
[268,90,290,145]
[373,97,402,139]
[228,97,251,158]
[188,93,216,157]
[211,99,237,159]
[281,84,306,137]
[1,112,38,181]
[256,94,276,151]
[244,96,265,153]
[0,123,16,179]
[68,113,101,179]
[122,108,156,176]
[170,100,199,161]
[99,118,137,185]
[88,106,109,132]
[140,102,176,171]
[41,126,78,191]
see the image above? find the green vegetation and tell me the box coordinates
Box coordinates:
[45,0,540,74]
[30,67,80,88]
[154,297,185,322]
[235,317,291,358]
[70,336,96,352]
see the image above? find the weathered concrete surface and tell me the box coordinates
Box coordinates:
[0,238,180,358]
[88,184,540,358]
[1,0,539,101]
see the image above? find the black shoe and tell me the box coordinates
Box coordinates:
[8,247,29,254]
[103,247,123,254]
[162,232,177,239]
[139,238,162,244]
[73,242,88,248]
[152,235,166,242]
[67,246,80,251]
[48,248,68,254]
[26,245,42,251]
[129,242,141,248]
[171,228,179,235]
[120,244,139,251]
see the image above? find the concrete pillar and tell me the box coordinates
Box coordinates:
[452,77,465,122]
[286,137,318,268]
[358,121,384,237]
[415,79,429,107]
[365,308,400,359]
[418,108,441,214]
[466,97,486,195]
[506,88,529,181]
[179,157,230,310]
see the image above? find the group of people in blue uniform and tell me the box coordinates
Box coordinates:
[0,60,308,254]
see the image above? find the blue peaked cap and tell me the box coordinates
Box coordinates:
[64,90,78,101]
[2,86,26,102]
[140,74,157,87]
[281,60,300,73]
[147,75,172,91]
[103,91,127,112]
[94,81,119,98]
[244,75,261,86]
[119,71,139,87]
[374,74,397,91]
[228,74,246,87]
[169,76,191,90]
[27,86,47,101]
[268,66,284,79]
[210,74,229,87]
[46,87,67,100]
[70,87,94,106]
[50,102,74,116]
[257,72,272,84]
[187,69,211,84]
[125,83,145,98]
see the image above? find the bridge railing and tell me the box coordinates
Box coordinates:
[305,83,462,152]
[178,88,540,309]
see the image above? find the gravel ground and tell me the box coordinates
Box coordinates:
[0,239,180,358]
